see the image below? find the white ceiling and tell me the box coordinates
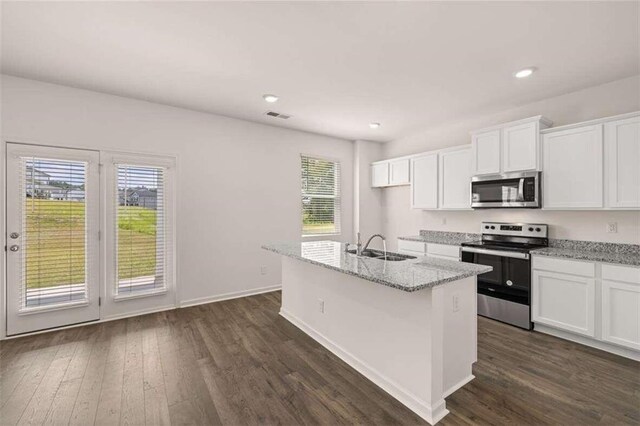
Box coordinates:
[2,1,638,142]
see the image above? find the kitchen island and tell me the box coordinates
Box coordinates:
[262,241,492,424]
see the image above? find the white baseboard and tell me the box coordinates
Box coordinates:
[280,308,449,425]
[2,286,282,340]
[3,304,177,340]
[534,323,640,361]
[179,285,281,308]
[443,374,475,398]
[102,304,176,322]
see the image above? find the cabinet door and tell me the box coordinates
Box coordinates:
[471,130,501,175]
[411,154,438,209]
[605,115,640,208]
[602,279,640,350]
[389,159,410,186]
[502,121,539,172]
[439,147,471,210]
[397,239,427,255]
[532,270,596,337]
[543,124,603,209]
[371,162,389,187]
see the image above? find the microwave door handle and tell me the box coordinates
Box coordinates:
[517,179,524,201]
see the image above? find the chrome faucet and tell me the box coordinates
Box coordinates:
[362,233,385,254]
[346,233,386,255]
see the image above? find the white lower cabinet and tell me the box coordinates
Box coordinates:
[397,239,460,261]
[397,239,426,256]
[532,256,640,357]
[426,243,460,261]
[601,264,640,351]
[532,269,596,337]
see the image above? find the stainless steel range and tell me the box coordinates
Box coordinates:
[460,222,548,330]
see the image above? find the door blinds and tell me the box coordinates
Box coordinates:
[19,157,91,309]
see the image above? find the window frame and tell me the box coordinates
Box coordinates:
[300,154,342,237]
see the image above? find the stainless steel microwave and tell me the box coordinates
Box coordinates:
[471,171,541,209]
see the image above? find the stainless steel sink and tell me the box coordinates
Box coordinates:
[347,249,416,261]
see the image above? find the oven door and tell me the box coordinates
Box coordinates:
[471,171,540,208]
[460,247,531,305]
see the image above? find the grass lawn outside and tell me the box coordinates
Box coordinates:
[302,222,338,235]
[24,199,157,289]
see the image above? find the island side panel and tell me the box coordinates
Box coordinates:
[441,276,477,396]
[279,256,477,424]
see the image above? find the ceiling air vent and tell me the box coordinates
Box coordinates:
[265,111,291,120]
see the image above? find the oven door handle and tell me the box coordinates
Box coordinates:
[461,247,529,260]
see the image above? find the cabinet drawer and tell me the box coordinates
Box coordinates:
[532,256,595,277]
[602,264,640,285]
[397,239,426,254]
[427,243,460,259]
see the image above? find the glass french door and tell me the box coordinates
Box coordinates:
[6,143,100,336]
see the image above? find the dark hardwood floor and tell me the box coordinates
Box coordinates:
[1,291,638,425]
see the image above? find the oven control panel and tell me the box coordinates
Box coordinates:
[481,222,548,238]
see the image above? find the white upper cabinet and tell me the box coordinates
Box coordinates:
[411,153,438,209]
[471,116,551,175]
[389,158,410,186]
[371,162,389,187]
[371,157,411,187]
[605,115,640,209]
[471,130,501,175]
[543,124,604,209]
[439,146,472,210]
[502,121,540,172]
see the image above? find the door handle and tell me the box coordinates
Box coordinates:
[9,245,19,252]
[10,232,20,239]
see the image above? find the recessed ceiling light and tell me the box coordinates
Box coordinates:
[263,94,279,103]
[369,122,381,129]
[514,67,536,78]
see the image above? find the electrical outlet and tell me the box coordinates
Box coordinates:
[441,217,447,225]
[260,266,268,275]
[318,299,325,313]
[606,222,618,233]
[452,293,460,312]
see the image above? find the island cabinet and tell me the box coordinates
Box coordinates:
[542,111,640,210]
[471,116,552,176]
[264,241,493,425]
[532,255,640,359]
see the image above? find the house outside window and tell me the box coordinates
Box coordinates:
[301,155,341,236]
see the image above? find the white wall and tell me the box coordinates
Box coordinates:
[381,75,640,248]
[0,75,354,309]
[353,140,385,248]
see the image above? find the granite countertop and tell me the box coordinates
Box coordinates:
[532,240,640,267]
[398,230,480,246]
[262,241,492,292]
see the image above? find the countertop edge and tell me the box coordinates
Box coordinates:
[531,248,639,267]
[261,245,492,291]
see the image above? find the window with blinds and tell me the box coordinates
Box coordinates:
[20,157,90,308]
[301,155,341,236]
[115,164,167,295]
